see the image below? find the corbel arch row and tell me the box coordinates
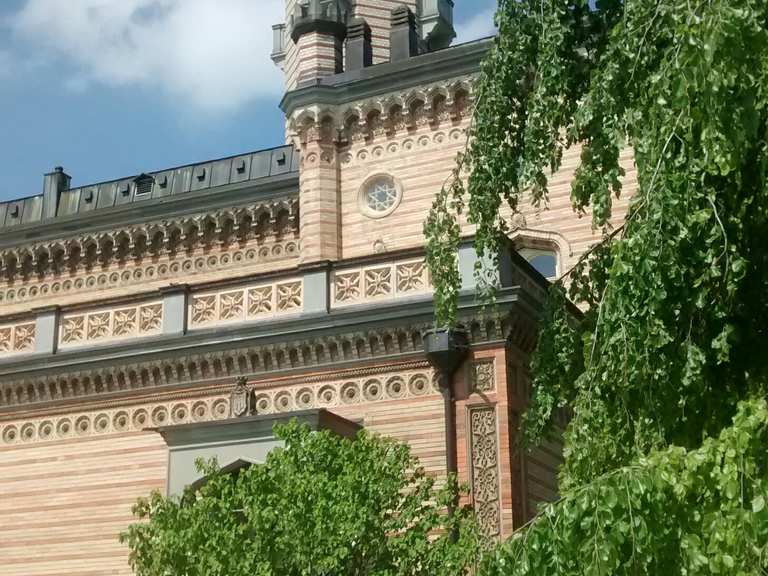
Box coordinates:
[287,77,476,143]
[0,198,299,282]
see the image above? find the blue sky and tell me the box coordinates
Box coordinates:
[0,0,497,202]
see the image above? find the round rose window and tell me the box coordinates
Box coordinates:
[359,174,402,218]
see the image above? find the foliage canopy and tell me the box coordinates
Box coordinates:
[121,422,480,576]
[424,0,768,572]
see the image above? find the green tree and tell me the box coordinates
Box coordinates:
[121,422,480,576]
[424,0,768,572]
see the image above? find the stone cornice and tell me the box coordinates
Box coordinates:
[0,289,540,415]
[4,360,432,424]
[280,37,492,117]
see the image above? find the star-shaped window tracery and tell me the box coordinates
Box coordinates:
[365,176,399,213]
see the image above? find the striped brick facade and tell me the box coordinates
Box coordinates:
[1,431,167,575]
[1,354,518,573]
[295,31,344,86]
[298,128,342,265]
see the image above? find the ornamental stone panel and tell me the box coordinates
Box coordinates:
[0,321,35,357]
[59,302,163,348]
[331,258,431,307]
[472,359,496,393]
[469,405,501,538]
[189,278,303,328]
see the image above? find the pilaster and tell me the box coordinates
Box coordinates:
[33,305,59,354]
[298,122,341,265]
[160,284,189,336]
[300,262,331,314]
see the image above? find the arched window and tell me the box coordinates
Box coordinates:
[518,247,558,280]
[509,229,570,281]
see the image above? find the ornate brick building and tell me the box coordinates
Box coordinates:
[0,1,636,574]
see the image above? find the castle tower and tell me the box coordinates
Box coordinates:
[277,1,460,267]
[274,0,543,537]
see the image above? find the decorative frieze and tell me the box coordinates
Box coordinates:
[472,359,496,393]
[189,278,303,328]
[0,366,437,445]
[0,198,299,308]
[244,368,435,416]
[469,405,501,538]
[0,321,35,356]
[0,310,529,410]
[0,394,231,445]
[332,259,431,307]
[0,239,299,310]
[59,302,163,348]
[341,128,467,166]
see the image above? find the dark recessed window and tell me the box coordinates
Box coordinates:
[519,247,558,280]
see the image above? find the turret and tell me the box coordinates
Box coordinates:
[274,1,458,92]
[289,0,349,86]
[345,17,372,72]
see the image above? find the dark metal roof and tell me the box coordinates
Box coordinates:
[0,145,299,233]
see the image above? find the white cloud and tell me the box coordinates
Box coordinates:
[454,7,496,44]
[10,0,285,113]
